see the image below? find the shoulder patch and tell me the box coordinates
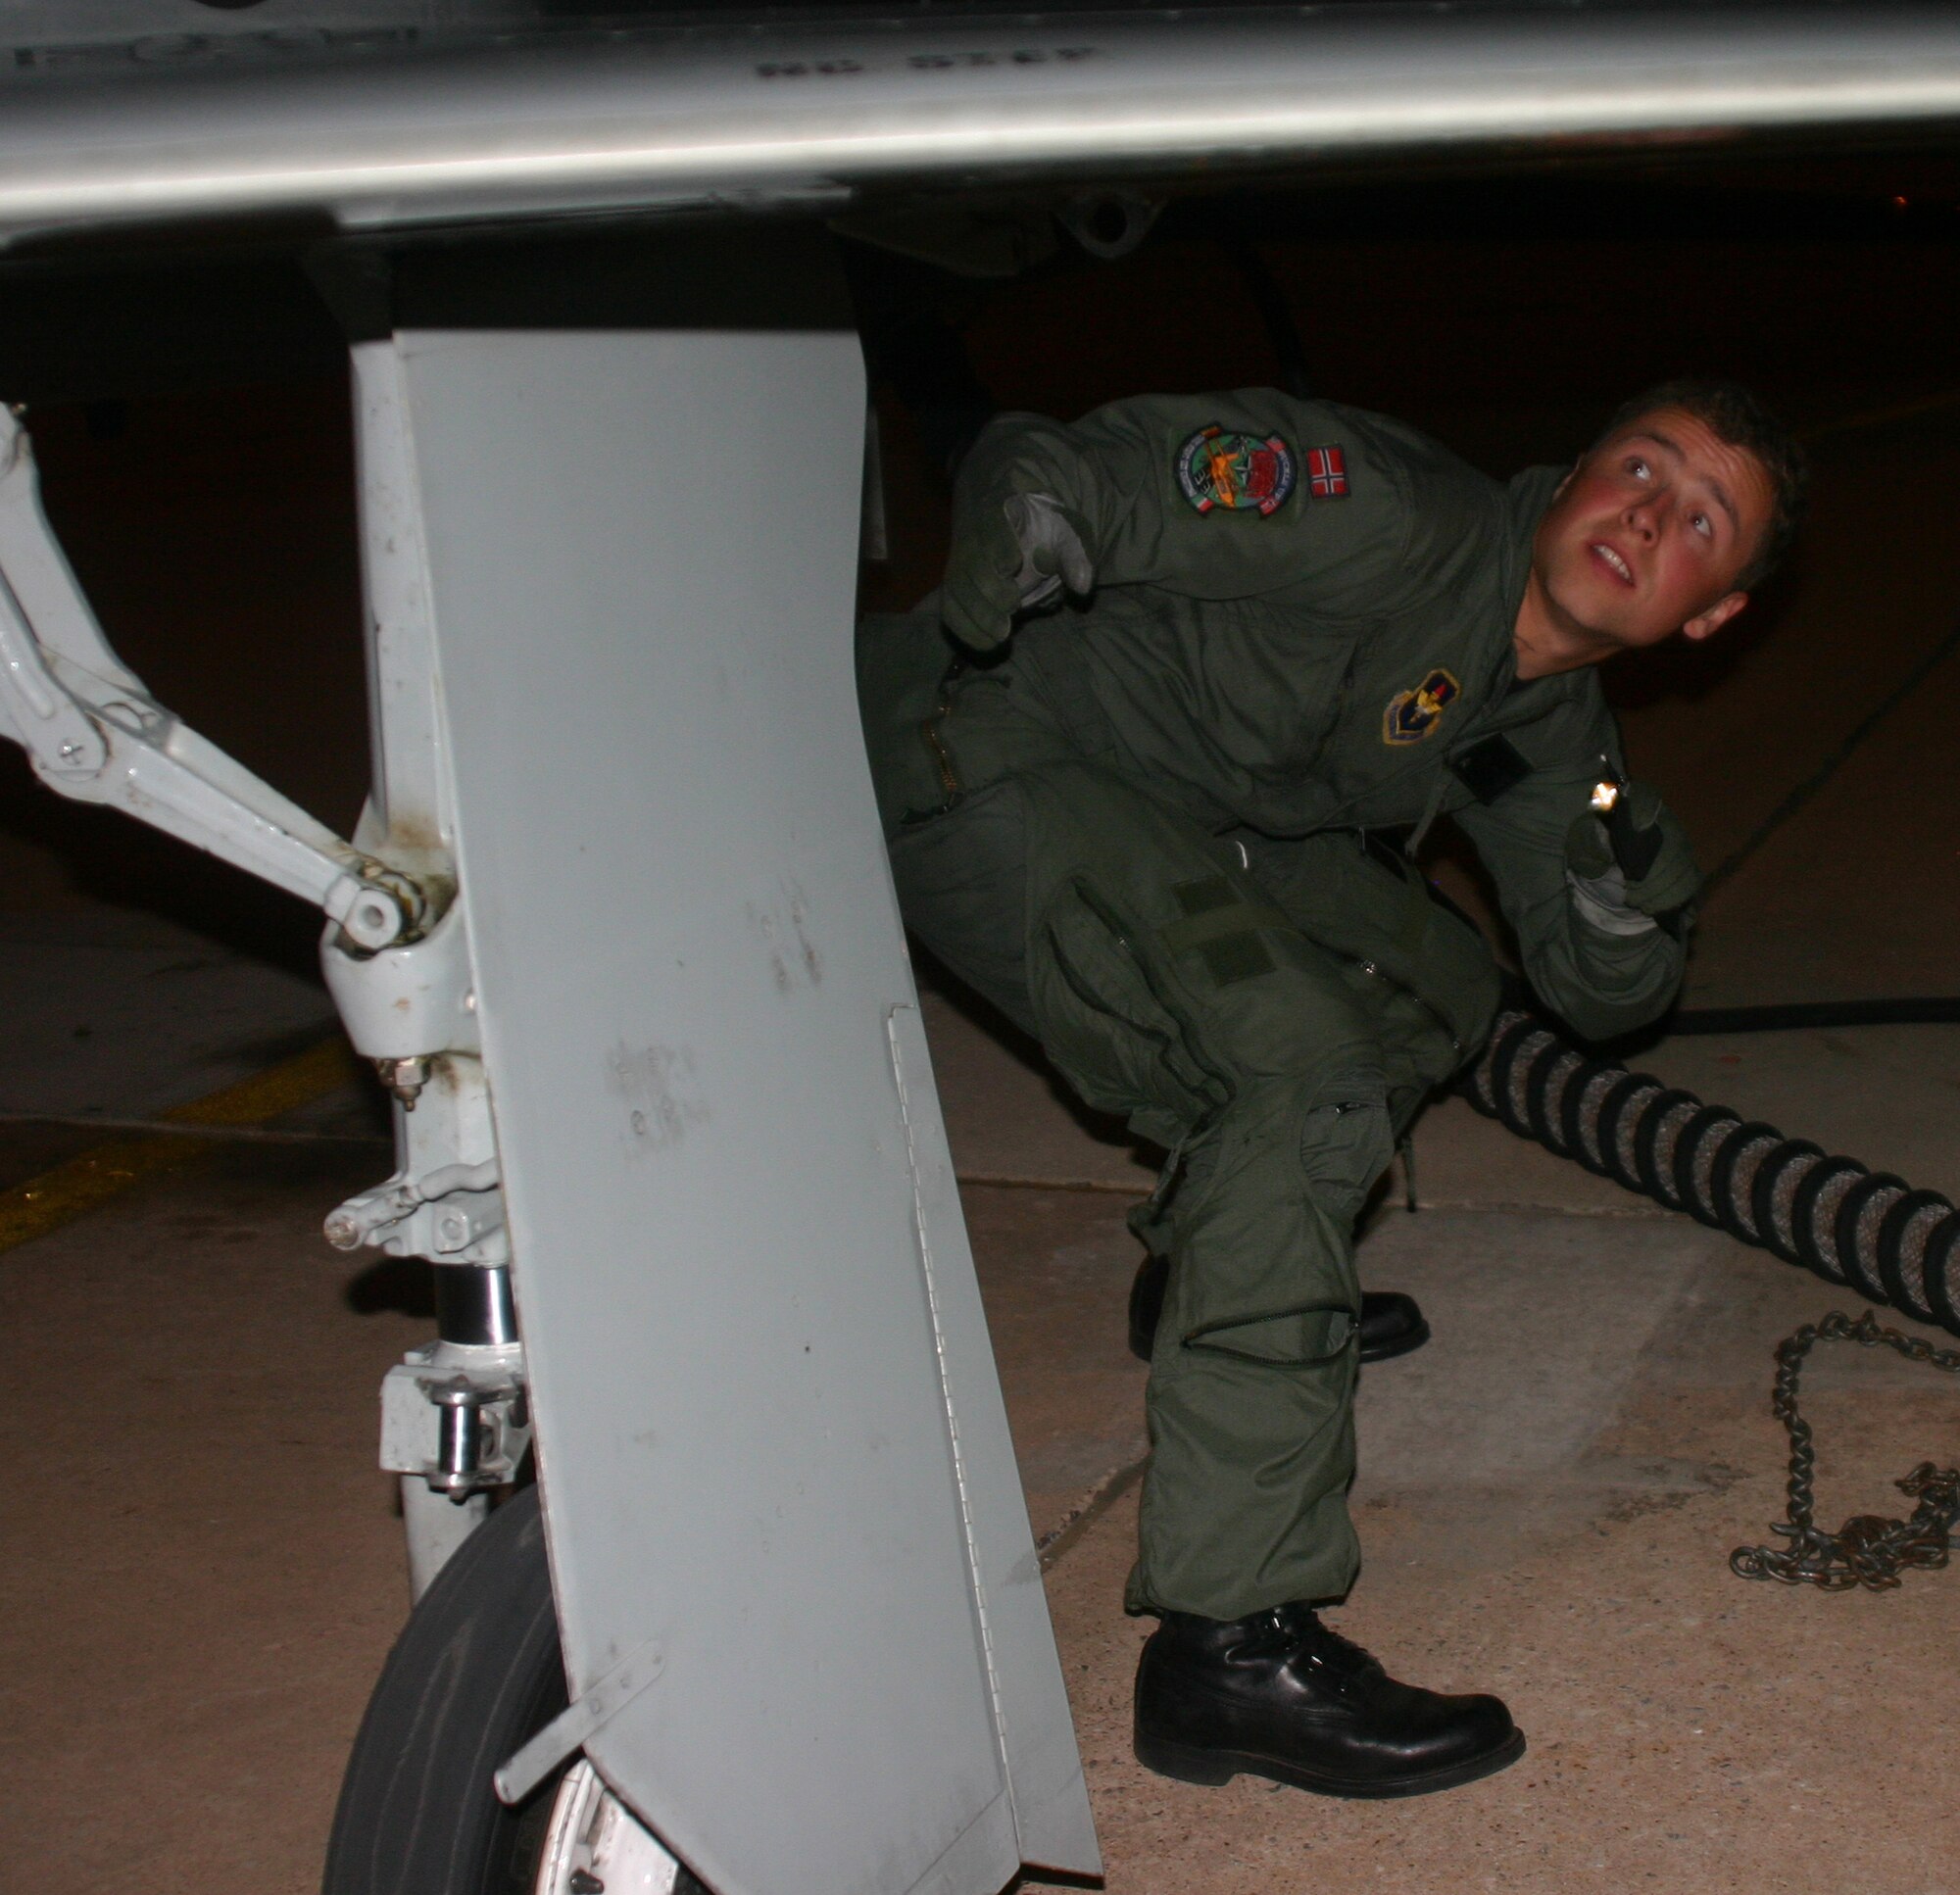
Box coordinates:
[1174,424,1297,515]
[1383,668,1461,746]
[1304,445,1348,498]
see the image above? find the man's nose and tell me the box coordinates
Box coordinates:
[1621,493,1664,540]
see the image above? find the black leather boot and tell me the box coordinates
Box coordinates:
[1126,1254,1430,1365]
[1134,1603,1523,1798]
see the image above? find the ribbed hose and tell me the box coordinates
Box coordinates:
[1462,1009,1960,1340]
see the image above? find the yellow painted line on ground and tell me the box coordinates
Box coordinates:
[157,1037,362,1129]
[0,1037,365,1257]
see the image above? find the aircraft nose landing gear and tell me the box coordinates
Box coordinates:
[321,1484,710,1895]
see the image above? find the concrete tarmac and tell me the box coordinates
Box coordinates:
[9,957,1960,1892]
[6,221,1960,1892]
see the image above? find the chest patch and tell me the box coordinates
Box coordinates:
[1174,425,1297,515]
[1383,668,1461,745]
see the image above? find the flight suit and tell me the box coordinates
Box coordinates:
[858,392,1687,1619]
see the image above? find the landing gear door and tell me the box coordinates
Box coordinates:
[378,233,1096,1895]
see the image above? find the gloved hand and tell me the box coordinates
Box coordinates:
[1564,779,1700,921]
[941,490,1094,652]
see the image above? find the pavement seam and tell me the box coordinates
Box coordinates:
[954,1170,1151,1195]
[962,1172,1672,1221]
[1037,1457,1150,1572]
[0,1038,364,1257]
[0,1108,388,1146]
[1395,1196,1669,1219]
[1699,607,1960,902]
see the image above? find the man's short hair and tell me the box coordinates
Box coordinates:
[1596,378,1808,590]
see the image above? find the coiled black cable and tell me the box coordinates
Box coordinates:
[1462,1009,1960,1339]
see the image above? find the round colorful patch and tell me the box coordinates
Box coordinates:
[1175,425,1297,515]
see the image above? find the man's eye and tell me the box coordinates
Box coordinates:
[1691,512,1713,538]
[1627,458,1650,479]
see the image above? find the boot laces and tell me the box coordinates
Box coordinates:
[1274,1606,1380,1681]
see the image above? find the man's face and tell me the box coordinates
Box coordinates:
[1532,405,1776,653]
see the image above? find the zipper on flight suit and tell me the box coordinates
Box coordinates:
[1338,826,1467,1058]
[915,662,967,812]
[1350,952,1464,1058]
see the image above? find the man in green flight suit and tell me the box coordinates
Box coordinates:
[857,380,1804,1799]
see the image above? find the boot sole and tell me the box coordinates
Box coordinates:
[1133,1724,1526,1799]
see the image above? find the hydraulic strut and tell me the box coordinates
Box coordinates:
[1463,1009,1960,1341]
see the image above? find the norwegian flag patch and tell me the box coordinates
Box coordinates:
[1305,445,1348,498]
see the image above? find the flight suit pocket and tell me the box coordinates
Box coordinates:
[1031,875,1228,1141]
[1298,1093,1394,1227]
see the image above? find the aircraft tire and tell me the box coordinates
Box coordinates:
[320,1484,568,1895]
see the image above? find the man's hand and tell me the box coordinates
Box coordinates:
[942,491,1094,652]
[1565,780,1700,926]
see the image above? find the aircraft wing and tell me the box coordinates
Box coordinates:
[4,4,1960,247]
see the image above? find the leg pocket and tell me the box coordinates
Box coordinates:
[1029,875,1227,1141]
[1298,1090,1394,1229]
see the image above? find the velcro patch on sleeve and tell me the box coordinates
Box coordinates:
[1304,445,1348,498]
[1174,425,1297,515]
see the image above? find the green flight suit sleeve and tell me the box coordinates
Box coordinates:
[1450,704,1690,1045]
[955,391,1446,610]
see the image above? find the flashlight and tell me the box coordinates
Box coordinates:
[1591,767,1664,881]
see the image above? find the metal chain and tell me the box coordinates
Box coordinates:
[1732,1311,1960,1591]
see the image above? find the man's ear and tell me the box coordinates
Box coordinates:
[1683,590,1748,643]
